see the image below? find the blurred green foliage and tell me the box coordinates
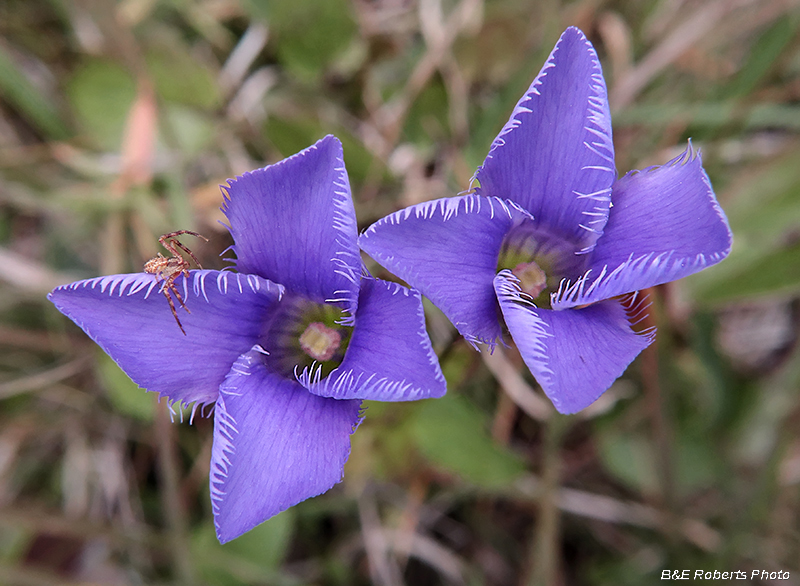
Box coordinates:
[1,0,800,584]
[67,60,136,148]
[412,394,527,489]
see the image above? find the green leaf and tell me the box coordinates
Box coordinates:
[402,77,450,146]
[264,115,324,159]
[162,105,215,156]
[724,157,800,244]
[338,129,386,187]
[66,59,136,150]
[722,17,797,98]
[410,394,526,489]
[264,116,383,186]
[147,49,220,110]
[693,240,800,303]
[95,350,154,421]
[673,433,719,493]
[597,429,658,494]
[265,0,358,83]
[219,509,294,569]
[145,43,220,110]
[192,511,296,586]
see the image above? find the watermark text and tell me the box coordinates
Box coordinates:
[660,570,791,580]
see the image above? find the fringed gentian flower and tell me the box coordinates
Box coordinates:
[48,135,446,542]
[359,28,732,414]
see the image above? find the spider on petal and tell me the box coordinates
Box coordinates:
[143,230,208,335]
[49,136,446,543]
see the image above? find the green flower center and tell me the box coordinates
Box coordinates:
[261,297,352,381]
[496,221,589,309]
[512,261,548,298]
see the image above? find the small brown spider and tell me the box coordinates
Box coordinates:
[144,230,208,335]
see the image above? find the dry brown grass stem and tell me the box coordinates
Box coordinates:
[481,346,554,421]
[515,475,722,552]
[154,408,194,584]
[371,0,483,153]
[0,358,90,401]
[610,0,758,110]
[358,489,404,586]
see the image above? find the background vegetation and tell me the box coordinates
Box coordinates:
[1,0,800,584]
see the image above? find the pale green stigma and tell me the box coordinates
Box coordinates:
[299,322,342,362]
[512,261,548,298]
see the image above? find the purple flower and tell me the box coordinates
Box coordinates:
[48,135,445,542]
[359,28,732,414]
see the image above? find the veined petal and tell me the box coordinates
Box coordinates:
[475,27,614,253]
[48,271,283,408]
[222,135,361,320]
[552,145,733,309]
[359,194,531,345]
[303,277,446,401]
[211,347,361,543]
[494,271,653,414]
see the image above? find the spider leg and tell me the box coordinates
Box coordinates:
[170,238,206,268]
[160,229,206,241]
[159,231,208,267]
[162,285,187,336]
[166,274,190,313]
[159,237,182,259]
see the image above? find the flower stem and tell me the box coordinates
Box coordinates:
[641,290,678,539]
[525,413,569,586]
[154,407,194,584]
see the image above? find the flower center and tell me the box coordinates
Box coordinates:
[260,296,352,381]
[512,261,547,298]
[496,220,589,309]
[299,322,342,361]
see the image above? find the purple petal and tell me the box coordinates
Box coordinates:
[553,145,733,309]
[303,277,446,401]
[48,271,283,408]
[359,194,531,345]
[210,347,361,543]
[475,27,614,254]
[494,271,653,414]
[222,135,361,320]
